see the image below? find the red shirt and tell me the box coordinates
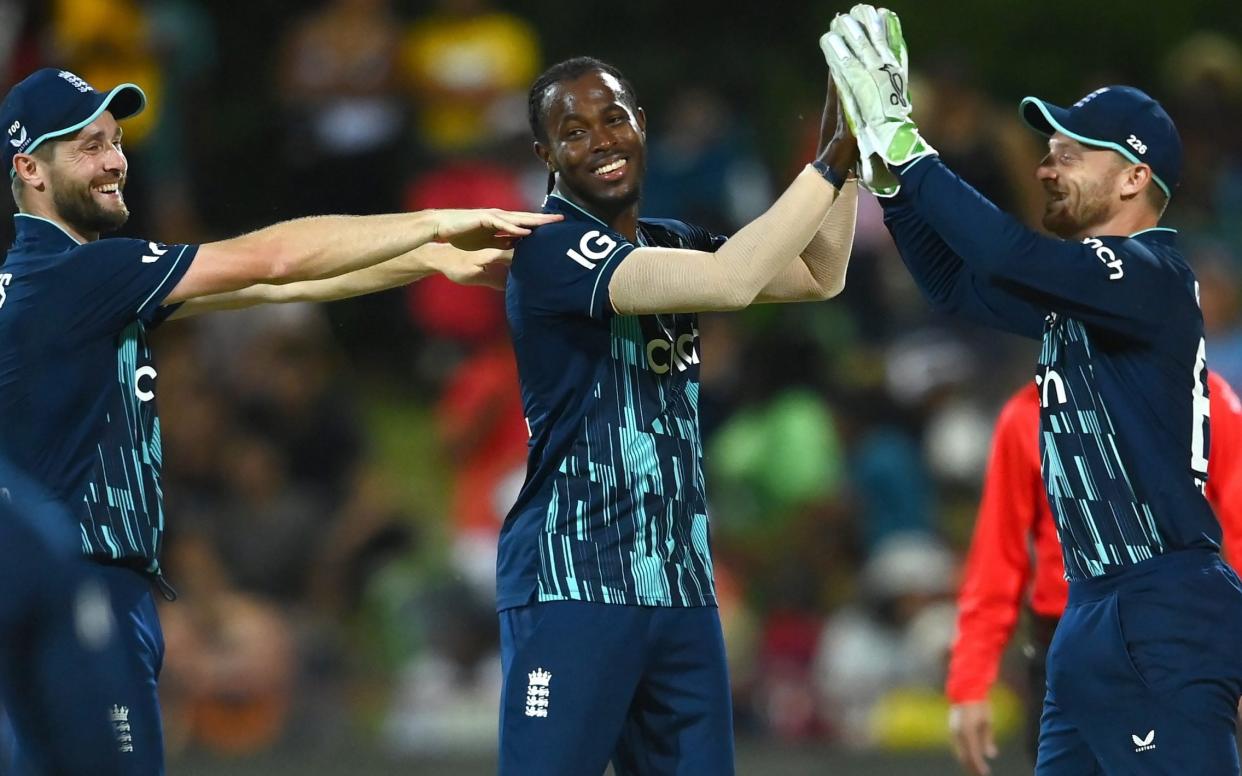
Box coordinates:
[946,371,1242,703]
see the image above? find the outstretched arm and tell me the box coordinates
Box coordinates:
[169,244,510,318]
[163,208,558,306]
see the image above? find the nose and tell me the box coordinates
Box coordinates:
[1036,156,1056,183]
[592,126,618,153]
[103,143,127,175]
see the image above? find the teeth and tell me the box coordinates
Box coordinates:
[94,184,119,194]
[594,159,626,175]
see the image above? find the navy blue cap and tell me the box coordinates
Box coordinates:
[2,68,146,179]
[1020,86,1181,198]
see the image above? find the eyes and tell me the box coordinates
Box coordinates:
[560,112,631,142]
[80,139,124,155]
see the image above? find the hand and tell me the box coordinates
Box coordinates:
[433,208,563,251]
[434,246,513,290]
[949,701,999,776]
[817,77,859,180]
[820,5,935,195]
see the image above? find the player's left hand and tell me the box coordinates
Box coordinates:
[820,5,935,195]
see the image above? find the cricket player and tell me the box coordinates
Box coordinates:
[0,67,559,774]
[948,372,1242,775]
[825,5,1242,773]
[499,56,859,774]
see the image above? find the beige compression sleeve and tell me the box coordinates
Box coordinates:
[758,179,858,302]
[608,166,840,315]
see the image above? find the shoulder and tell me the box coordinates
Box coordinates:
[513,220,634,273]
[639,218,726,252]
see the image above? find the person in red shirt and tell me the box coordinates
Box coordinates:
[947,371,1242,775]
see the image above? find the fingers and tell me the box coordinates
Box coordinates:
[833,14,883,70]
[963,719,993,776]
[850,4,888,60]
[880,8,908,70]
[487,210,563,237]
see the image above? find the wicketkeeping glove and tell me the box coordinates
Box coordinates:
[820,4,935,197]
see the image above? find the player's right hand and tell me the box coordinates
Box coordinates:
[949,700,999,776]
[433,209,563,251]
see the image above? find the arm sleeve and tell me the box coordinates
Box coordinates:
[882,197,1046,339]
[54,238,197,333]
[946,389,1042,704]
[1206,372,1242,569]
[608,167,839,315]
[894,157,1172,340]
[757,180,858,302]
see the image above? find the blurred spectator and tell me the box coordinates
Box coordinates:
[813,532,958,747]
[277,0,406,216]
[1195,244,1242,390]
[436,336,528,596]
[643,86,773,233]
[400,0,540,153]
[160,534,297,756]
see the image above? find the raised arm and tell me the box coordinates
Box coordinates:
[162,208,558,306]
[756,179,858,303]
[607,166,841,314]
[608,78,858,315]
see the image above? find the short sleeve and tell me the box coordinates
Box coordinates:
[510,221,636,320]
[55,238,198,333]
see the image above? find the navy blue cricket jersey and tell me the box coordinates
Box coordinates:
[499,194,725,610]
[884,157,1217,580]
[0,214,197,574]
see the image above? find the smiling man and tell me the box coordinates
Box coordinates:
[0,67,559,774]
[824,6,1242,774]
[497,57,859,775]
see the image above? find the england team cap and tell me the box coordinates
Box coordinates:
[1019,85,1181,198]
[1,68,146,179]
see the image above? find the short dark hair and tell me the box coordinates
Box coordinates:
[527,56,639,143]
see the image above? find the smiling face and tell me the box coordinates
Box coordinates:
[21,111,130,237]
[1036,133,1133,239]
[534,70,646,219]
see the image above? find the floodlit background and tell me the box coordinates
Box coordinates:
[4,0,1242,773]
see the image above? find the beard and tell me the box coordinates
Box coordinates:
[1042,177,1113,238]
[49,169,129,236]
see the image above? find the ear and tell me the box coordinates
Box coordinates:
[533,140,553,170]
[1120,163,1153,200]
[636,106,647,135]
[12,153,45,190]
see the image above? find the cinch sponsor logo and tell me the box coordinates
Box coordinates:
[1036,366,1067,408]
[1083,237,1124,280]
[646,327,699,375]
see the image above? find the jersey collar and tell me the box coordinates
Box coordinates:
[12,213,83,250]
[1128,226,1177,246]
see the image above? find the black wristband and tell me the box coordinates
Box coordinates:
[812,160,846,191]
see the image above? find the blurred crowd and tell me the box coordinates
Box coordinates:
[5,0,1242,761]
